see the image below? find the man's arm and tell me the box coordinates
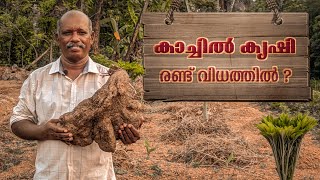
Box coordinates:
[11,119,73,142]
[10,72,72,142]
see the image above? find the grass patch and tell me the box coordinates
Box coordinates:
[0,152,22,171]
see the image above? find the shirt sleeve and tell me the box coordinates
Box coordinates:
[10,73,38,130]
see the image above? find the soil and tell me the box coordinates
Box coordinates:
[0,78,319,180]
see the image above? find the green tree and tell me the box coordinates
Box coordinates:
[310,15,320,78]
[1,0,320,78]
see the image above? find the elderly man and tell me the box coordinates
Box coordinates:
[10,10,140,179]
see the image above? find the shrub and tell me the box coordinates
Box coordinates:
[257,113,318,180]
[91,54,144,79]
[117,60,144,80]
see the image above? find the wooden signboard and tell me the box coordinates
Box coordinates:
[142,13,311,101]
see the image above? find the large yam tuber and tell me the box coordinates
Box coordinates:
[59,69,143,152]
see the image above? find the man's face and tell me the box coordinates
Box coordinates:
[56,15,93,62]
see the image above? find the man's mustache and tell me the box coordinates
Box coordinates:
[66,42,86,49]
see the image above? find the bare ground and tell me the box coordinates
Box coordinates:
[0,79,319,180]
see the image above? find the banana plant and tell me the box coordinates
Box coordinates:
[100,17,121,57]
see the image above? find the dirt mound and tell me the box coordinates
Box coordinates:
[170,134,259,168]
[0,66,29,81]
[159,102,261,168]
[160,115,230,143]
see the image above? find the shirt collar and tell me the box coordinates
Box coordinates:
[49,57,99,75]
[85,57,99,74]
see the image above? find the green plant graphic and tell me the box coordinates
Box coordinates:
[257,113,318,180]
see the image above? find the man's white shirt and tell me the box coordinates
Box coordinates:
[10,57,116,180]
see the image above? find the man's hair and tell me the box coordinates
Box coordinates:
[56,10,93,35]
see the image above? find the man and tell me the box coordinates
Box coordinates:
[10,10,140,179]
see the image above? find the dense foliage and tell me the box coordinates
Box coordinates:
[0,0,319,79]
[0,0,146,67]
[91,54,144,79]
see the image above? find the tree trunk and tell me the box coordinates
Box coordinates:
[50,41,53,63]
[8,32,12,64]
[80,0,85,11]
[215,0,220,12]
[25,48,50,70]
[32,3,40,35]
[185,0,191,12]
[219,0,226,11]
[92,0,103,55]
[233,0,247,12]
[227,0,236,12]
[124,0,150,61]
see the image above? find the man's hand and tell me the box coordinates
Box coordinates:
[118,123,140,144]
[11,119,73,142]
[37,119,73,141]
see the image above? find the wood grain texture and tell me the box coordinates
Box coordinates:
[142,13,308,25]
[144,24,308,38]
[143,85,312,101]
[143,57,309,68]
[143,13,310,101]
